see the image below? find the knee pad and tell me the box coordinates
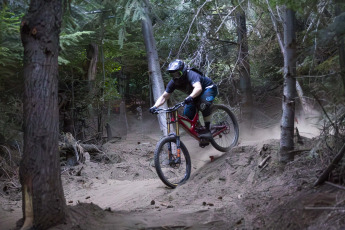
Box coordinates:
[199,102,212,117]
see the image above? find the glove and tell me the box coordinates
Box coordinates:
[149,106,158,114]
[184,96,194,105]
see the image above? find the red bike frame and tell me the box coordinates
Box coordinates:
[167,109,228,141]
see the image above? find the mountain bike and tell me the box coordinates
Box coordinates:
[152,102,239,188]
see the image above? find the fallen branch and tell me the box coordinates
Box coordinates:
[259,163,269,172]
[80,144,102,154]
[258,155,271,168]
[304,206,345,210]
[325,181,345,191]
[59,132,103,165]
[0,145,12,166]
[60,143,101,154]
[0,165,12,180]
[64,133,79,162]
[314,143,345,187]
[61,168,69,175]
[287,149,311,155]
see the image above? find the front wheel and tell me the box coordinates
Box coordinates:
[154,136,191,188]
[209,104,239,152]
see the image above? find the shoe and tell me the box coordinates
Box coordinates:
[199,131,212,140]
[199,138,210,148]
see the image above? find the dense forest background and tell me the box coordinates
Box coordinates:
[1,0,344,144]
[0,0,345,229]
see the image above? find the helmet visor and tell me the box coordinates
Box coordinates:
[170,71,182,79]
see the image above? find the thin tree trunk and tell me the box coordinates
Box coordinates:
[62,68,76,137]
[267,2,311,117]
[87,43,98,81]
[97,43,106,141]
[295,80,314,116]
[86,43,98,99]
[280,8,297,163]
[119,100,128,137]
[236,9,253,128]
[141,0,167,135]
[335,0,345,90]
[338,37,345,91]
[20,0,66,229]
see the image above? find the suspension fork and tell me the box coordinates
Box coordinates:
[166,111,181,163]
[174,110,181,160]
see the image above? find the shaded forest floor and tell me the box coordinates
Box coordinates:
[1,101,345,229]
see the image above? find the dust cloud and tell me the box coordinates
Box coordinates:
[240,110,321,146]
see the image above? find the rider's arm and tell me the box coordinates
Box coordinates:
[189,82,202,98]
[153,91,171,107]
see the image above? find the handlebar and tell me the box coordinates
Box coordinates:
[154,102,185,114]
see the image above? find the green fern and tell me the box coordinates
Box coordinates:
[60,31,95,50]
[0,7,23,84]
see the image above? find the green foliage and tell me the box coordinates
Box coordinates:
[103,0,145,47]
[0,96,23,142]
[0,5,25,142]
[59,31,95,65]
[297,56,313,75]
[261,0,319,13]
[1,0,344,141]
[103,76,120,101]
[60,31,95,50]
[315,55,339,73]
[0,7,23,87]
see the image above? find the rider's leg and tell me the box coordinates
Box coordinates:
[199,110,213,139]
[183,103,196,120]
[198,86,218,139]
[204,116,211,130]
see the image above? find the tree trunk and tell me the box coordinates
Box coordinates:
[20,0,66,229]
[86,43,98,98]
[338,34,345,91]
[86,43,98,81]
[236,9,253,128]
[296,80,311,115]
[119,100,128,137]
[280,8,297,163]
[141,0,167,136]
[335,0,345,91]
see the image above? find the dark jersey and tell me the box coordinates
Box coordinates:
[165,69,213,95]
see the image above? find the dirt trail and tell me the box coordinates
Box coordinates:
[1,110,345,229]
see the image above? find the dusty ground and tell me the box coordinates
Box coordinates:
[1,104,345,230]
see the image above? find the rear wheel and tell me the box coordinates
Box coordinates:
[154,136,191,188]
[209,104,239,152]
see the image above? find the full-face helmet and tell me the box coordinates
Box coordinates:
[167,59,187,79]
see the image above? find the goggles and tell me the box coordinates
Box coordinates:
[170,71,182,79]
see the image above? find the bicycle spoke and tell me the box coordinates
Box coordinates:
[155,138,190,187]
[209,105,239,152]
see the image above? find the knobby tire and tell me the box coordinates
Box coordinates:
[154,136,191,188]
[209,104,239,152]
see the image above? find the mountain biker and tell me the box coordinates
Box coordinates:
[149,59,218,143]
